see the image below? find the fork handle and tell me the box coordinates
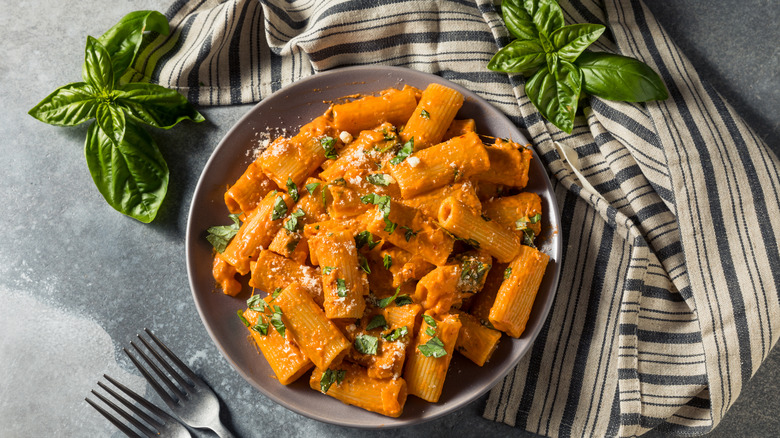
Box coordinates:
[209,421,236,438]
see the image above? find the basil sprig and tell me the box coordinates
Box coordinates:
[28,11,204,222]
[488,0,667,133]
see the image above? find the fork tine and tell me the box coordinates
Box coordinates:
[103,374,175,423]
[88,390,158,438]
[144,328,201,383]
[85,397,143,438]
[136,333,192,390]
[130,340,188,399]
[97,381,162,429]
[124,346,181,404]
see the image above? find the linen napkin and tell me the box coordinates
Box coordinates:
[130,0,780,435]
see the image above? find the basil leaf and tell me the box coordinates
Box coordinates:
[113,83,204,129]
[321,136,338,159]
[96,10,169,84]
[82,36,114,93]
[501,0,538,40]
[420,109,431,119]
[575,51,669,102]
[522,228,537,248]
[247,294,268,312]
[390,139,413,165]
[504,267,513,280]
[322,266,335,275]
[336,278,348,297]
[401,226,417,242]
[320,368,345,393]
[252,321,269,336]
[270,305,285,337]
[530,213,542,223]
[95,103,126,146]
[383,326,408,342]
[28,82,99,126]
[283,208,305,233]
[271,287,283,299]
[394,295,413,306]
[524,0,565,38]
[84,120,168,223]
[286,177,299,201]
[377,287,400,308]
[425,327,436,337]
[366,173,391,186]
[354,231,379,250]
[271,195,287,220]
[383,254,392,270]
[550,24,606,62]
[237,310,250,327]
[417,336,447,358]
[525,61,582,134]
[207,213,241,253]
[366,315,388,331]
[358,254,371,274]
[354,334,379,355]
[423,314,437,328]
[487,39,546,74]
[305,182,320,194]
[545,52,559,78]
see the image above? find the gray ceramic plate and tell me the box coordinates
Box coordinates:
[186,65,562,428]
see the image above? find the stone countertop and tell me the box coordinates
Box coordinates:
[1,1,777,437]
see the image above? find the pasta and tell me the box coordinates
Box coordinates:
[206,83,551,418]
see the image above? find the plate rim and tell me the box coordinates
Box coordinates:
[186,65,562,428]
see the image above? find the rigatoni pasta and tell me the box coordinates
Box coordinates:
[205,82,551,418]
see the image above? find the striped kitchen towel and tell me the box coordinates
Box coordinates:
[131,0,780,435]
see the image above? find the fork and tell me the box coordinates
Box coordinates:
[86,374,191,437]
[124,329,235,438]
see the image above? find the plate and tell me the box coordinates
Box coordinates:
[186,65,562,428]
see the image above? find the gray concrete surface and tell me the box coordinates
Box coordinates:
[0,0,776,437]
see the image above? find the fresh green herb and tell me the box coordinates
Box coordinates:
[425,327,436,337]
[383,254,393,270]
[286,238,300,253]
[270,305,285,337]
[382,326,408,342]
[366,315,388,331]
[28,11,204,222]
[360,193,396,234]
[319,368,346,393]
[366,173,391,186]
[487,0,667,133]
[460,259,490,291]
[354,334,379,355]
[481,214,492,222]
[420,109,431,119]
[237,309,250,327]
[390,138,414,165]
[305,182,321,195]
[358,254,371,274]
[377,287,401,308]
[271,287,283,300]
[271,196,287,220]
[423,314,437,328]
[462,238,481,249]
[247,294,268,312]
[452,166,461,182]
[504,267,513,280]
[283,208,305,233]
[400,226,417,242]
[331,177,346,186]
[530,213,542,223]
[252,320,269,336]
[522,228,537,248]
[206,213,241,253]
[481,319,497,330]
[321,136,338,159]
[336,278,348,297]
[286,177,299,202]
[394,295,413,306]
[417,336,447,358]
[354,231,379,250]
[322,266,335,275]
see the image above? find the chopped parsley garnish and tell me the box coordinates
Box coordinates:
[360,194,396,234]
[322,266,335,275]
[358,254,371,274]
[286,238,300,253]
[382,254,392,270]
[336,278,348,297]
[354,231,379,250]
[377,287,401,308]
[390,138,414,165]
[366,315,388,331]
[283,208,305,233]
[271,287,283,299]
[286,177,299,202]
[354,334,379,355]
[366,173,391,186]
[423,314,437,328]
[206,213,241,253]
[382,326,408,342]
[320,368,346,393]
[420,109,431,119]
[247,294,268,312]
[271,195,287,220]
[252,320,268,335]
[321,136,338,159]
[504,267,512,280]
[400,226,417,242]
[237,309,250,327]
[425,327,436,337]
[417,336,447,358]
[305,182,320,195]
[270,305,285,337]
